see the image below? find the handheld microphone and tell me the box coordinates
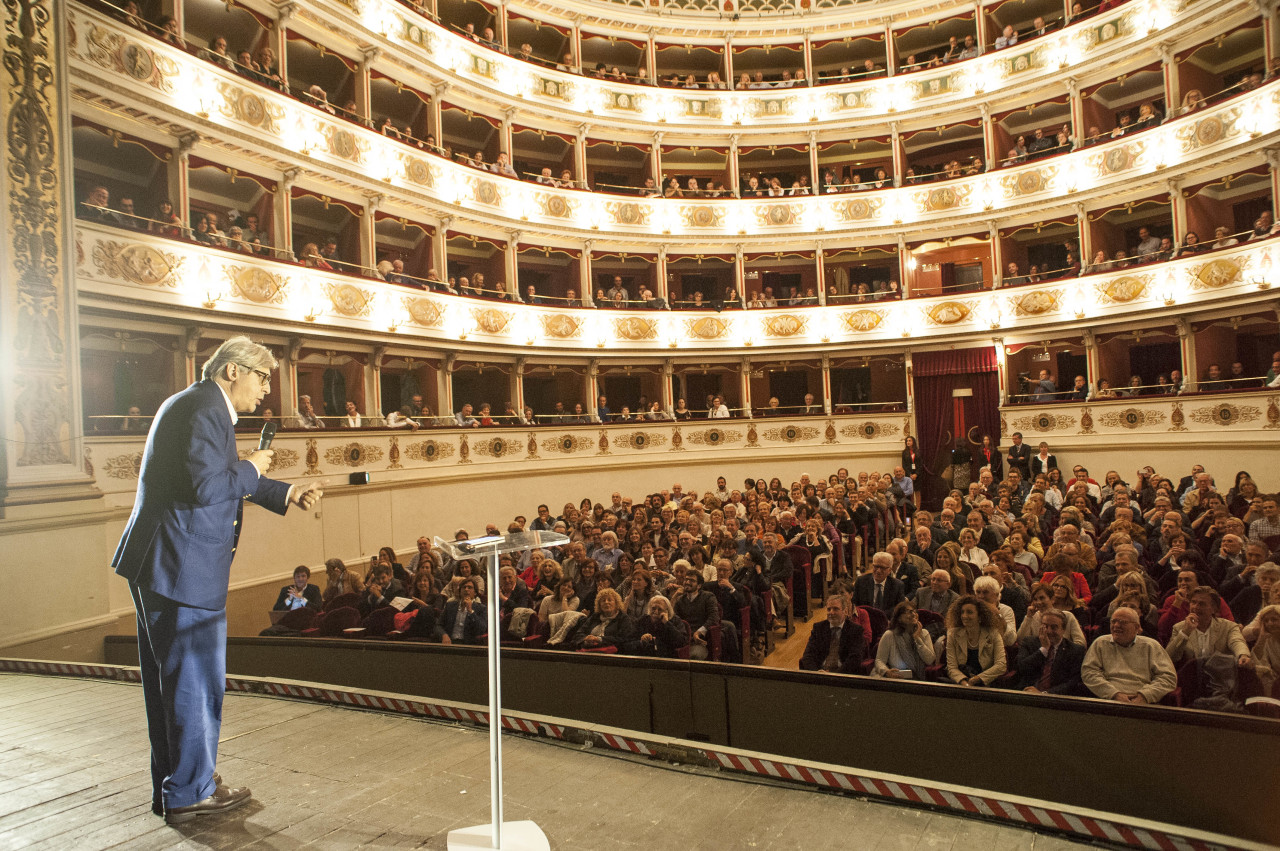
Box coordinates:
[257,421,278,451]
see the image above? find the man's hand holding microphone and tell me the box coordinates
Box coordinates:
[254,421,328,510]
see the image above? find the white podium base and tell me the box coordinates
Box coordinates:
[446,820,551,851]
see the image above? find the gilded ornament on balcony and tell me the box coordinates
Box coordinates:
[614,316,659,340]
[840,421,901,440]
[1011,413,1076,432]
[842,309,883,332]
[1192,259,1240,289]
[687,428,742,446]
[1192,116,1225,147]
[764,425,819,443]
[1264,397,1280,430]
[540,193,574,219]
[836,197,880,222]
[684,98,722,118]
[917,75,954,98]
[239,447,298,473]
[833,90,866,110]
[527,433,539,458]
[92,242,180,287]
[1079,407,1095,434]
[230,267,286,304]
[475,437,518,458]
[762,314,806,337]
[104,453,143,479]
[542,434,593,454]
[539,78,568,100]
[1012,289,1059,316]
[325,127,361,162]
[1097,275,1147,303]
[926,301,971,325]
[1086,16,1125,45]
[388,437,401,469]
[1101,144,1137,175]
[403,21,429,47]
[217,84,282,133]
[748,98,789,118]
[1170,401,1187,431]
[458,436,471,463]
[404,297,444,327]
[472,307,512,334]
[746,423,759,446]
[326,283,373,317]
[324,442,384,467]
[470,54,496,79]
[1190,403,1261,427]
[405,156,434,187]
[541,314,582,339]
[682,205,726,229]
[671,428,683,450]
[608,201,650,227]
[613,431,667,450]
[609,90,641,111]
[1098,407,1165,429]
[404,439,456,462]
[1004,168,1049,197]
[924,186,962,211]
[757,204,800,227]
[686,316,729,339]
[473,179,501,207]
[1004,49,1038,76]
[597,430,610,454]
[305,438,321,474]
[825,422,837,443]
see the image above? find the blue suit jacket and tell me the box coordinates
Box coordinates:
[113,380,292,610]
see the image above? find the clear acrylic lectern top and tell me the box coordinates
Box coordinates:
[435,530,569,561]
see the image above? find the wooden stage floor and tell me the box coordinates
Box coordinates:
[0,673,1096,850]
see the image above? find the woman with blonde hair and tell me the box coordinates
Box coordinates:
[934,540,972,594]
[1249,605,1280,694]
[1017,582,1085,646]
[622,568,660,620]
[944,595,1008,686]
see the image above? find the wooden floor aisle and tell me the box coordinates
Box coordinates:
[0,674,1099,850]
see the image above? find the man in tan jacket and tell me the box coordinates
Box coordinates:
[1165,587,1252,669]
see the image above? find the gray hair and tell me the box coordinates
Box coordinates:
[1256,562,1280,581]
[871,551,893,570]
[202,336,276,381]
[1039,608,1067,627]
[973,576,1000,595]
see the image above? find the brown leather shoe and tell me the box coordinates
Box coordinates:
[165,783,252,824]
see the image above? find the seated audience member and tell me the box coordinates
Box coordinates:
[540,578,580,620]
[340,400,364,427]
[565,588,637,650]
[973,576,1018,645]
[944,594,1008,686]
[361,563,402,615]
[440,578,487,645]
[1014,608,1086,695]
[1018,582,1086,646]
[1250,605,1280,693]
[913,569,960,621]
[800,595,867,674]
[672,571,725,660]
[273,565,322,611]
[495,565,533,618]
[454,402,481,427]
[1230,562,1279,625]
[293,395,322,428]
[1158,568,1234,644]
[1165,587,1252,670]
[873,601,936,678]
[385,405,420,429]
[634,595,690,658]
[321,557,364,604]
[1081,607,1178,704]
[853,552,907,613]
[1101,571,1160,637]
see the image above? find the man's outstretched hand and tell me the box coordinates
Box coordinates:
[290,480,327,510]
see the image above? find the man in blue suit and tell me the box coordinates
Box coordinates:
[113,336,325,824]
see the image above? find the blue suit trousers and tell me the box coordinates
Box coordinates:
[130,583,226,810]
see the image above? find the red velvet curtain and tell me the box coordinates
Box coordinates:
[913,347,1000,509]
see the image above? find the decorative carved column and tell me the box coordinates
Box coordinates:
[429,82,448,143]
[815,242,827,305]
[513,358,525,413]
[1167,177,1186,241]
[580,239,595,306]
[501,107,515,157]
[655,244,670,304]
[276,167,300,258]
[987,220,1001,289]
[734,243,745,303]
[497,0,510,49]
[273,3,294,86]
[435,214,452,278]
[723,36,734,86]
[1159,42,1179,119]
[821,353,833,414]
[361,194,383,269]
[282,337,303,418]
[169,132,199,227]
[651,132,664,187]
[1074,202,1090,260]
[356,47,379,124]
[575,124,589,187]
[802,33,814,83]
[661,359,675,413]
[897,233,910,296]
[807,130,819,192]
[1,0,98,511]
[1066,77,1084,143]
[903,349,916,414]
[370,346,386,417]
[504,231,520,292]
[1261,0,1280,67]
[183,326,204,385]
[442,353,457,416]
[885,23,896,76]
[587,360,600,419]
[1176,318,1197,393]
[645,30,657,81]
[980,104,996,171]
[1082,330,1099,394]
[890,122,903,185]
[974,2,988,49]
[728,134,741,192]
[992,338,1009,407]
[1265,147,1280,207]
[739,357,753,418]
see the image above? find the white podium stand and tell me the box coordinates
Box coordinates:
[437,530,567,851]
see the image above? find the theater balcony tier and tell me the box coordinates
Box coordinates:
[69,13,1280,247]
[75,221,1280,352]
[71,0,1254,135]
[81,388,1280,503]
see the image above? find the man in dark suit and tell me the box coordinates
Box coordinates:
[1006,432,1032,480]
[1014,609,1086,695]
[113,337,325,824]
[272,565,322,611]
[799,595,867,674]
[852,552,906,614]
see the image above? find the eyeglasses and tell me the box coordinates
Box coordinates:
[238,364,272,388]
